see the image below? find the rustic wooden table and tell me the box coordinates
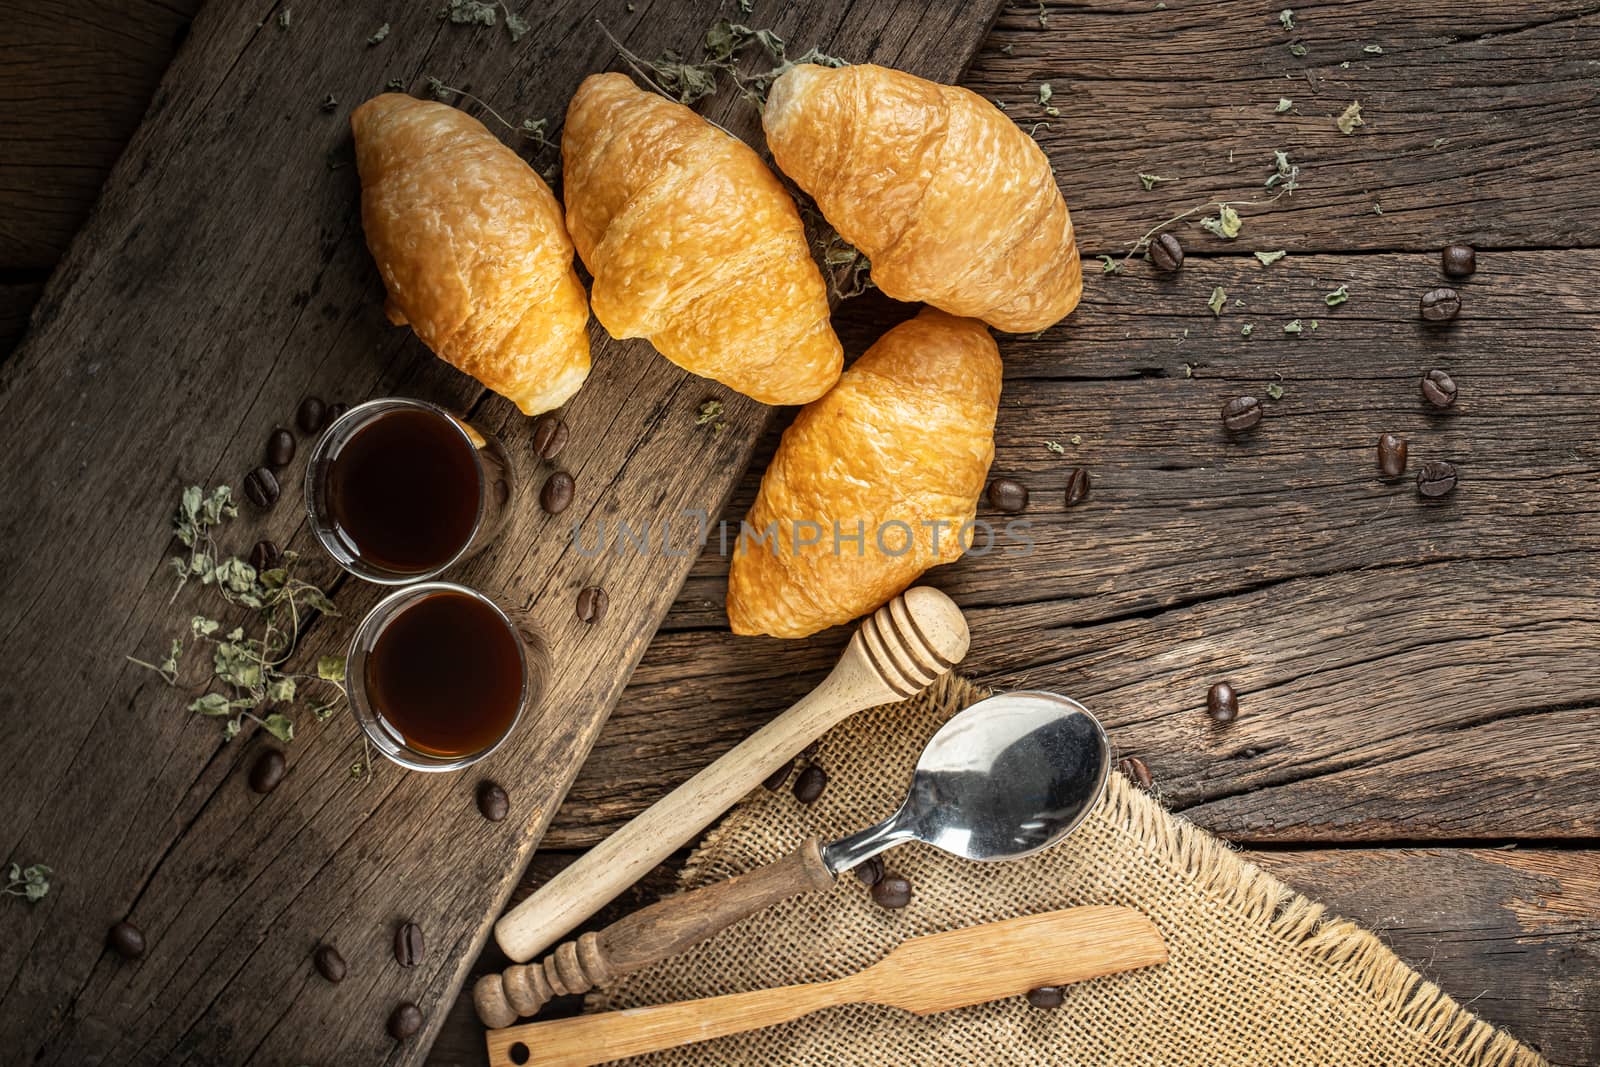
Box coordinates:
[4,2,1597,1065]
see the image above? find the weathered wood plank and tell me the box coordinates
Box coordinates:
[0,0,201,269]
[973,0,1600,255]
[423,847,1600,1066]
[0,2,1002,1064]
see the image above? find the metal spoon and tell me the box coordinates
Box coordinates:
[476,690,1110,1027]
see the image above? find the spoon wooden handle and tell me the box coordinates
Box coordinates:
[475,839,835,1028]
[490,588,968,970]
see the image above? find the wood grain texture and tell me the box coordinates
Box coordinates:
[0,2,1002,1064]
[972,0,1600,255]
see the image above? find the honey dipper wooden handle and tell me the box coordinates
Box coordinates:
[475,839,836,1028]
[489,587,968,971]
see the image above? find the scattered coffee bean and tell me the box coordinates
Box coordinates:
[1026,986,1066,1009]
[249,539,282,573]
[1207,682,1239,724]
[1421,369,1457,409]
[532,416,571,461]
[108,920,146,960]
[1118,756,1153,789]
[296,395,328,434]
[540,471,575,515]
[244,466,280,509]
[576,585,608,625]
[761,757,796,791]
[854,856,885,887]
[988,477,1029,513]
[799,740,820,759]
[1417,460,1458,499]
[1377,434,1408,478]
[476,781,510,823]
[394,921,424,967]
[793,764,828,805]
[265,427,296,469]
[871,873,913,910]
[1441,244,1476,278]
[313,943,347,983]
[387,1002,423,1041]
[1063,467,1091,507]
[1419,287,1461,322]
[326,401,351,423]
[249,749,287,794]
[1149,232,1184,272]
[1221,396,1262,433]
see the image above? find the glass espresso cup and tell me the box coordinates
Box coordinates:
[305,397,514,584]
[347,582,546,771]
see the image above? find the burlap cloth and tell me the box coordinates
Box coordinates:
[589,675,1545,1066]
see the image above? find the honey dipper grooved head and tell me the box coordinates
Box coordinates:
[859,588,970,697]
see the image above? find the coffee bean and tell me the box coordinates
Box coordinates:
[761,757,796,791]
[1417,460,1458,499]
[313,943,347,983]
[1026,986,1065,1009]
[1441,244,1476,278]
[1149,232,1184,272]
[1221,396,1262,433]
[1421,369,1457,409]
[1063,467,1091,507]
[792,764,828,805]
[265,427,296,469]
[326,401,351,423]
[799,740,820,760]
[854,856,885,887]
[108,920,146,959]
[987,477,1029,513]
[249,749,286,794]
[576,585,608,625]
[394,921,424,967]
[871,873,912,910]
[1377,434,1408,478]
[532,416,570,461]
[387,1002,423,1041]
[1419,287,1461,322]
[540,471,575,515]
[476,781,509,823]
[296,395,328,434]
[1207,682,1239,723]
[249,539,282,573]
[1118,756,1153,789]
[243,466,280,509]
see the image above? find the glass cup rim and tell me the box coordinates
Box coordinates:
[304,396,489,585]
[346,580,529,772]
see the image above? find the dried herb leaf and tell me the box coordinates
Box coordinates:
[1325,285,1350,306]
[318,656,347,682]
[1275,97,1292,113]
[439,0,496,27]
[1289,42,1308,57]
[277,9,291,30]
[1045,441,1066,454]
[1037,83,1053,107]
[1098,255,1122,274]
[1138,173,1176,191]
[1208,287,1228,317]
[1336,101,1364,135]
[1363,44,1384,54]
[1241,323,1254,337]
[1254,250,1287,266]
[1283,319,1304,335]
[505,11,530,41]
[1266,382,1285,400]
[1279,9,1295,29]
[1200,205,1243,240]
[368,23,390,45]
[263,714,296,743]
[4,863,51,903]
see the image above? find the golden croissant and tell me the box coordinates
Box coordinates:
[727,308,1001,639]
[351,93,590,415]
[561,73,842,406]
[764,63,1082,334]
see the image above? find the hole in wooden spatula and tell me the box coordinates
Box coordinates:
[508,1041,530,1065]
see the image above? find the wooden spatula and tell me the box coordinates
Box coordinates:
[484,905,1167,1067]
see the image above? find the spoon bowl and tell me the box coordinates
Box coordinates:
[821,691,1110,874]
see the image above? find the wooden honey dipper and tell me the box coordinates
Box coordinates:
[477,586,969,1028]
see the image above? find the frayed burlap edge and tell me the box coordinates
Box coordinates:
[589,673,1545,1067]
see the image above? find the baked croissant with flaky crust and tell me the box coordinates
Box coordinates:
[764,64,1082,334]
[727,308,1000,639]
[352,94,590,415]
[561,73,842,405]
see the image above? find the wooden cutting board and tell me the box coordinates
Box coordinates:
[0,1,1002,1062]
